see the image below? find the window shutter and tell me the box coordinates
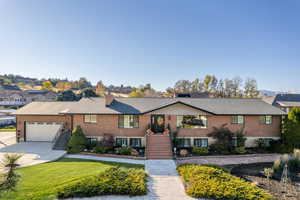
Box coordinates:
[118,115,124,128]
[259,116,265,124]
[133,115,139,128]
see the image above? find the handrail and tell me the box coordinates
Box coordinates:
[52,124,64,147]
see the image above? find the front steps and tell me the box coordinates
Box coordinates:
[146,135,173,159]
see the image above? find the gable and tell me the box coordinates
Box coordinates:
[148,102,211,115]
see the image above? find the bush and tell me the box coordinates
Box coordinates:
[115,146,133,155]
[236,128,247,147]
[93,143,108,154]
[67,126,88,154]
[102,134,115,151]
[209,143,230,154]
[177,164,273,200]
[273,149,300,174]
[234,146,247,154]
[208,124,235,153]
[57,167,147,198]
[192,147,209,156]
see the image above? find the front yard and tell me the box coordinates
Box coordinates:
[1,158,145,200]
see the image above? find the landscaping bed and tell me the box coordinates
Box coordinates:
[177,164,273,200]
[1,158,146,200]
[231,163,300,200]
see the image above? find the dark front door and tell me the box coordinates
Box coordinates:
[151,114,165,134]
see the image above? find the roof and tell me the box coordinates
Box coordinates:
[273,94,300,105]
[12,102,76,115]
[12,97,286,116]
[277,101,300,107]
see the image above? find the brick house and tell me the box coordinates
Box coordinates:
[13,95,286,158]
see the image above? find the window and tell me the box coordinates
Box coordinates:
[194,138,208,147]
[118,115,139,128]
[232,115,244,124]
[130,138,142,147]
[116,138,128,146]
[84,115,97,123]
[260,116,272,125]
[177,115,207,128]
[87,138,97,143]
[177,138,191,147]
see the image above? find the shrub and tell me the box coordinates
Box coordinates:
[115,146,133,155]
[102,134,115,151]
[67,126,88,154]
[209,143,230,154]
[93,143,107,154]
[236,128,247,147]
[208,124,235,153]
[273,149,300,174]
[234,146,247,154]
[57,167,147,198]
[192,147,209,156]
[201,164,231,173]
[177,164,273,200]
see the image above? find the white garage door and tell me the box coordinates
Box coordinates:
[26,122,63,142]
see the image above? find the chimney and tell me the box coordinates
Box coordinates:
[105,93,114,106]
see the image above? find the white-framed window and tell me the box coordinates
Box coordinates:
[260,116,272,125]
[177,115,207,128]
[194,138,208,147]
[232,115,244,124]
[87,137,97,143]
[116,138,128,146]
[84,115,97,123]
[118,115,139,128]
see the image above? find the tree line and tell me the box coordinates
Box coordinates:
[166,75,259,98]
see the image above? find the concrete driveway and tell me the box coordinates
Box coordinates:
[0,132,66,167]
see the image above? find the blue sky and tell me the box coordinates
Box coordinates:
[0,0,300,91]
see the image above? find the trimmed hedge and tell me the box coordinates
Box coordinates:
[177,164,273,200]
[57,167,147,198]
[192,147,209,156]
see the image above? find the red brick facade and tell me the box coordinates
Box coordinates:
[16,114,281,142]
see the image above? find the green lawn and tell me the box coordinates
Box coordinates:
[0,129,16,132]
[1,158,144,200]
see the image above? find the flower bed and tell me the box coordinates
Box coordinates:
[177,164,273,200]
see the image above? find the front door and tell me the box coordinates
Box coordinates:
[151,115,165,134]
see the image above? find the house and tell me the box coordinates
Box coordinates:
[13,95,286,158]
[0,90,58,107]
[263,93,300,113]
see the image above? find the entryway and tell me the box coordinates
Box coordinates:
[151,114,165,134]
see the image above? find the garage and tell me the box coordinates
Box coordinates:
[25,122,63,142]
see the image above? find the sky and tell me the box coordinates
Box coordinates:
[0,0,300,92]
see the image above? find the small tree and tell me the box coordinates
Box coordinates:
[236,128,247,147]
[283,107,300,149]
[0,154,22,195]
[67,126,88,153]
[208,124,235,151]
[57,90,78,101]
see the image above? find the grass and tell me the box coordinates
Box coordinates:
[1,158,144,200]
[0,129,16,132]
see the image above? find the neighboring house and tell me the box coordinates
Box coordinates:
[13,95,286,158]
[0,109,16,126]
[0,90,58,107]
[263,93,300,113]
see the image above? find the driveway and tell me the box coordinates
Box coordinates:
[0,132,66,167]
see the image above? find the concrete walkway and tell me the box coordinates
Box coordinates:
[176,154,280,165]
[66,154,145,165]
[0,132,66,167]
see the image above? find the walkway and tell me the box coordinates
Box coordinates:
[177,154,280,165]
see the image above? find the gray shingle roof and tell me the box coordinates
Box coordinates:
[13,97,286,116]
[273,94,300,105]
[12,102,76,115]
